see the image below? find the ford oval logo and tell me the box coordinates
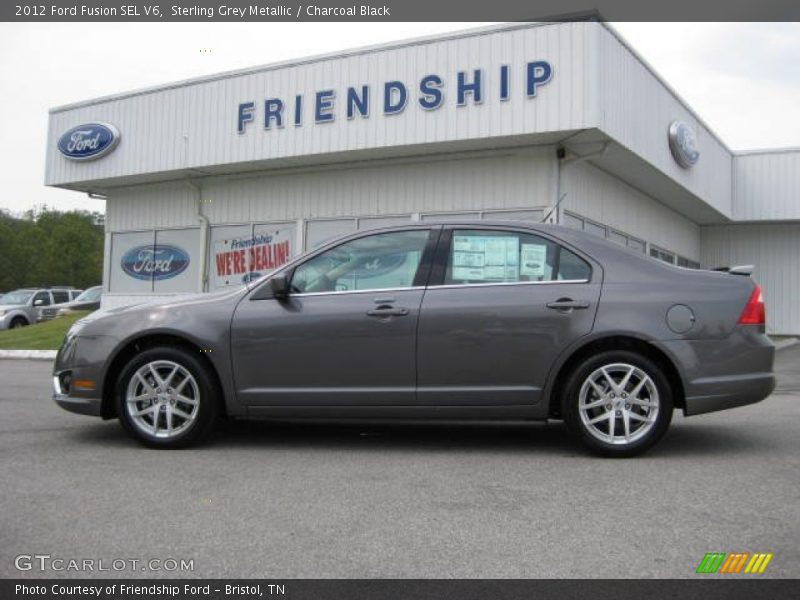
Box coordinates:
[57,122,120,161]
[668,120,700,169]
[242,272,263,283]
[121,245,190,281]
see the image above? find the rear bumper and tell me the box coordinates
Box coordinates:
[653,327,775,417]
[682,372,775,416]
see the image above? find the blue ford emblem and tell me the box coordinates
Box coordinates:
[121,245,190,281]
[668,120,700,169]
[57,122,120,161]
[242,272,263,283]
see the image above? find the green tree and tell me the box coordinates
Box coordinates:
[0,208,104,293]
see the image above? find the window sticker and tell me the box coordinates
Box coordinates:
[520,243,548,280]
[452,235,520,282]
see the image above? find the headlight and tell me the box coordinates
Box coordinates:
[0,310,6,317]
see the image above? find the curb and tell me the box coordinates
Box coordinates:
[0,350,57,360]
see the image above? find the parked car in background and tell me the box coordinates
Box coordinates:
[0,287,82,329]
[36,288,83,321]
[56,286,103,317]
[52,223,775,456]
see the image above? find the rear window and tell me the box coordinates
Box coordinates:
[445,230,591,284]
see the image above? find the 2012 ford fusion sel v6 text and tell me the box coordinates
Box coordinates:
[52,222,775,456]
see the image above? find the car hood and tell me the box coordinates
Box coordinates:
[0,304,26,311]
[76,288,249,336]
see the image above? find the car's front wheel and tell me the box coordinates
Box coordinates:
[562,350,673,457]
[9,317,28,329]
[116,346,220,448]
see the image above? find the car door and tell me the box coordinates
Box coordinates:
[231,227,439,406]
[417,226,601,406]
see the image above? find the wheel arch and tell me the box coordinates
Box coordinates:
[546,334,686,419]
[100,332,227,420]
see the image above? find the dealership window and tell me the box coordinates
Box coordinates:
[421,212,481,223]
[650,246,676,265]
[562,212,584,230]
[291,229,429,294]
[482,209,545,222]
[109,228,201,294]
[584,220,607,238]
[627,237,646,253]
[562,211,646,254]
[211,223,295,290]
[444,229,590,285]
[677,256,701,269]
[357,215,413,231]
[305,219,357,250]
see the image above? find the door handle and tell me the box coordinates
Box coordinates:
[546,299,590,311]
[366,307,410,318]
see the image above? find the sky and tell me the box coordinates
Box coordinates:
[1,21,799,214]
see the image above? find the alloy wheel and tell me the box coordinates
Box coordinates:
[578,362,660,446]
[124,360,200,439]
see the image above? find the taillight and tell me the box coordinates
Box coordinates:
[738,284,765,325]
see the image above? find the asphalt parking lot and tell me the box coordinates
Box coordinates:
[1,346,798,579]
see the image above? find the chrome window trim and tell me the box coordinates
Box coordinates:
[289,286,426,299]
[429,279,590,291]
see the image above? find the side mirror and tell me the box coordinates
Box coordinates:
[34,299,44,306]
[252,273,290,300]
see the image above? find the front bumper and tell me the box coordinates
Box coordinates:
[52,333,118,419]
[53,375,103,416]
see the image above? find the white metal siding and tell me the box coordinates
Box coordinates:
[562,161,701,259]
[105,146,557,231]
[733,150,800,221]
[701,224,800,335]
[46,22,595,187]
[597,27,733,218]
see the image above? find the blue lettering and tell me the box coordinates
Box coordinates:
[500,65,510,101]
[264,98,283,129]
[347,85,369,119]
[526,61,553,97]
[294,95,303,127]
[237,101,255,134]
[457,70,482,105]
[384,81,407,115]
[315,90,335,123]
[418,75,443,110]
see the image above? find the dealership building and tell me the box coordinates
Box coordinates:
[45,21,800,334]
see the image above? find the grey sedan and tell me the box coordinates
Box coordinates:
[52,223,775,456]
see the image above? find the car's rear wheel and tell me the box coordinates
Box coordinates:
[9,317,28,329]
[116,346,219,448]
[562,350,673,457]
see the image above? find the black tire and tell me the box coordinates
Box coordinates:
[9,317,28,329]
[562,350,673,458]
[116,346,220,449]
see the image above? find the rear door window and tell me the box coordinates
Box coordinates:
[445,229,590,285]
[52,291,69,304]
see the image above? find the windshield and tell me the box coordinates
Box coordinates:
[75,287,102,302]
[0,291,34,305]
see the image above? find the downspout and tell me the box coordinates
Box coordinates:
[551,142,610,224]
[186,180,209,293]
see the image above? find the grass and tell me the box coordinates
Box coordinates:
[0,311,92,350]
